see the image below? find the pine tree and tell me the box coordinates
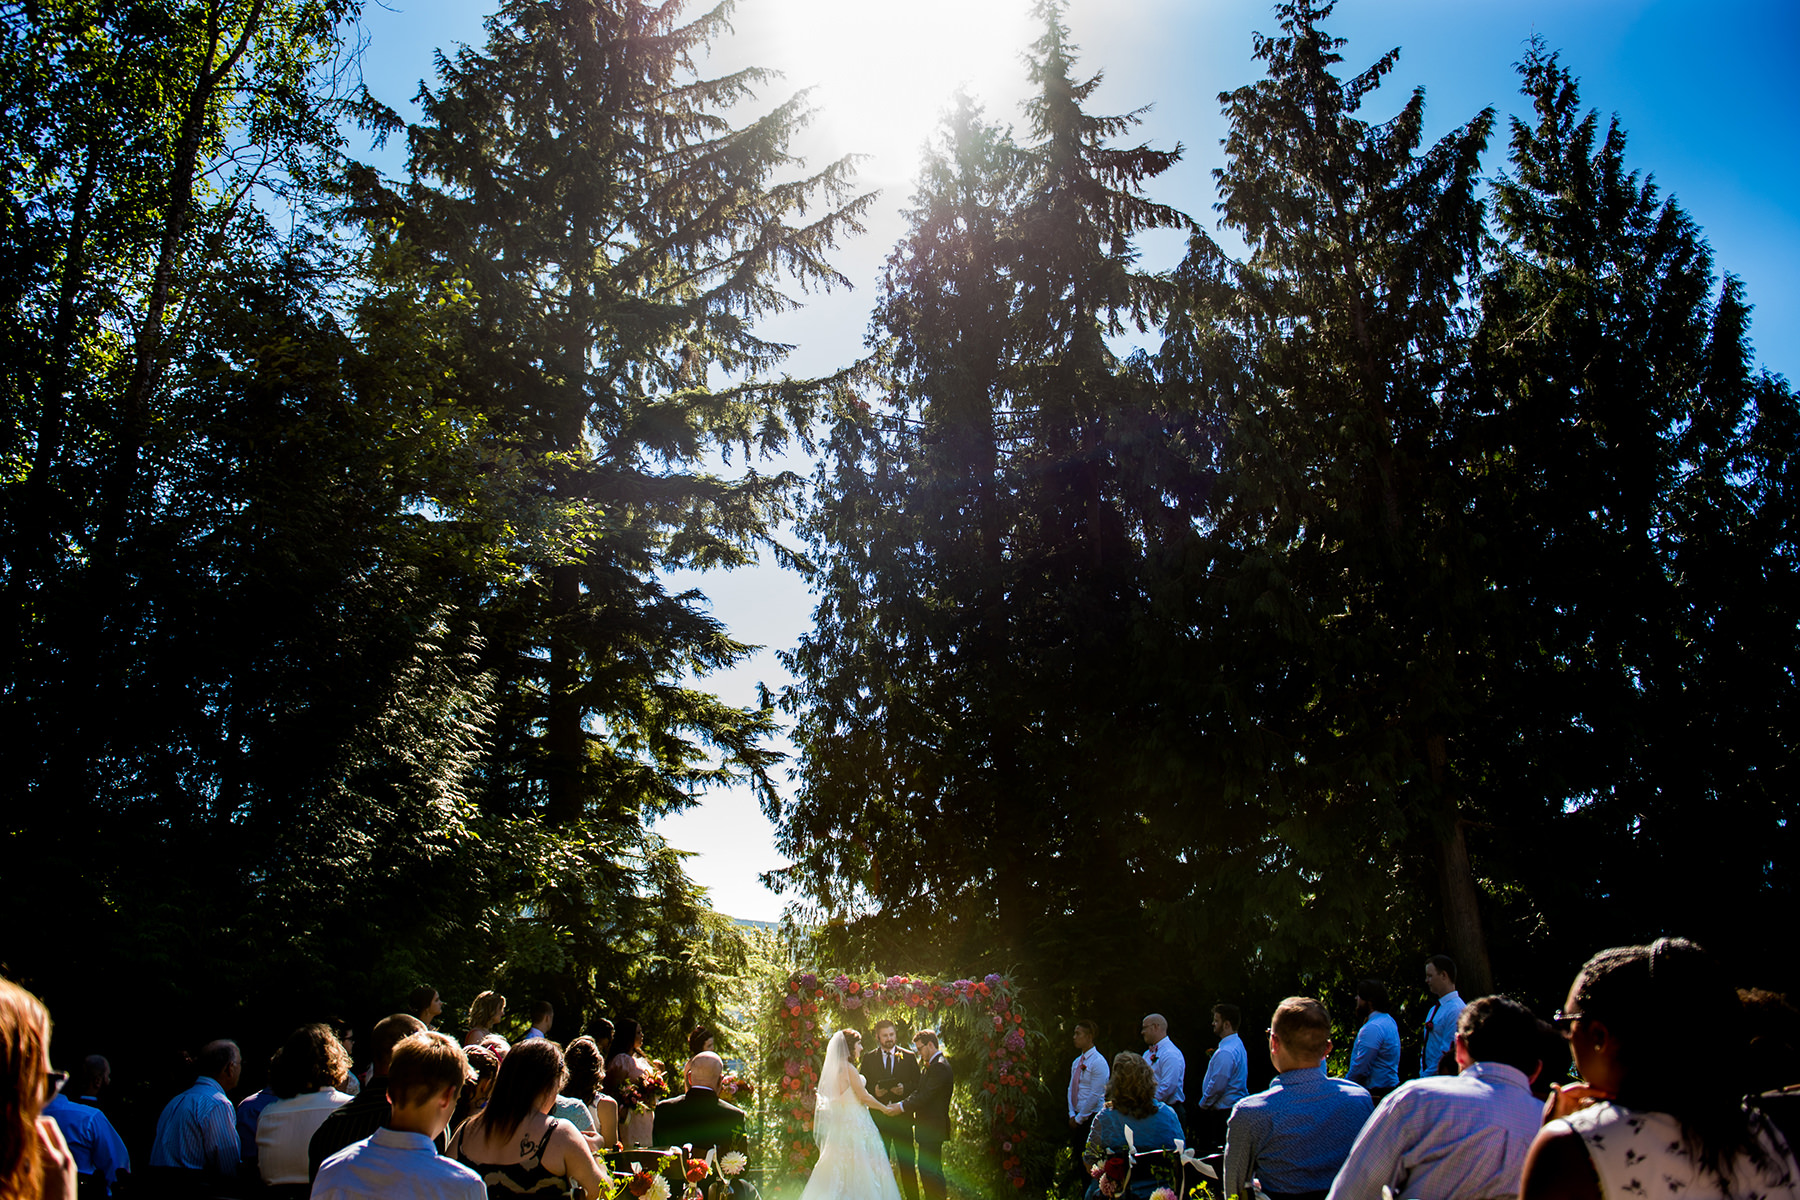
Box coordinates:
[1161,0,1499,988]
[777,1,1188,982]
[372,0,872,1007]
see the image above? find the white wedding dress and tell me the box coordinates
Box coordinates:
[799,1032,905,1200]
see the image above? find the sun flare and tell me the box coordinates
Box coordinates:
[737,0,1038,184]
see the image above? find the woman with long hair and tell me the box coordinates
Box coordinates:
[464,992,508,1050]
[1521,938,1800,1200]
[797,1029,904,1200]
[563,1037,619,1149]
[604,1018,658,1149]
[448,1038,606,1197]
[255,1023,354,1195]
[1,979,76,1200]
[1082,1051,1184,1199]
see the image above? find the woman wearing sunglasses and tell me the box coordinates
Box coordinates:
[1520,937,1799,1200]
[2,978,76,1199]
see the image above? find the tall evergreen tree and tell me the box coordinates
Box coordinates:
[368,0,872,1010]
[1159,0,1498,989]
[777,1,1189,984]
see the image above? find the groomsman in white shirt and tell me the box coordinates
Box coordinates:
[1066,1021,1108,1183]
[1141,1013,1186,1122]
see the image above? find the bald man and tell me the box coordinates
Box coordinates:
[654,1052,748,1159]
[1141,1014,1187,1111]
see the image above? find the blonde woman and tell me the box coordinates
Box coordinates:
[1,979,77,1200]
[463,992,508,1051]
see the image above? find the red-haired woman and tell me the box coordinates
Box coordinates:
[1,978,76,1200]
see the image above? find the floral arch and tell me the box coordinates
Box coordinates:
[764,971,1042,1193]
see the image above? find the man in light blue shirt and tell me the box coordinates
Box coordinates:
[1419,956,1466,1077]
[1141,1013,1186,1107]
[148,1040,242,1179]
[44,1090,130,1195]
[1224,998,1373,1200]
[1327,996,1544,1200]
[1345,980,1401,1101]
[313,1029,485,1200]
[1195,1003,1249,1151]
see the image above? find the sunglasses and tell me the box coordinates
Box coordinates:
[43,1070,69,1100]
[1550,1009,1592,1038]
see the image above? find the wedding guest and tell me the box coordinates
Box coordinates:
[328,1017,363,1096]
[563,1037,619,1149]
[1223,998,1372,1200]
[654,1052,746,1159]
[307,1014,426,1181]
[449,1044,500,1137]
[256,1023,353,1195]
[1081,1051,1183,1200]
[1196,1004,1249,1152]
[1140,1014,1187,1113]
[688,1025,717,1057]
[1346,981,1402,1102]
[1328,996,1544,1200]
[589,1018,615,1061]
[448,1038,606,1197]
[1421,956,1465,1078]
[1520,938,1800,1200]
[147,1039,242,1183]
[521,1002,553,1042]
[71,1057,111,1110]
[605,1017,657,1149]
[463,993,507,1050]
[411,986,444,1028]
[236,1052,281,1180]
[311,1031,484,1200]
[1,979,78,1200]
[43,1081,129,1196]
[1067,1021,1108,1187]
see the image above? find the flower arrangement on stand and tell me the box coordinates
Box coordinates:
[764,970,1040,1193]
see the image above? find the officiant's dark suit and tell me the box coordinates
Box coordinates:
[864,1040,922,1200]
[902,1040,954,1200]
[653,1084,747,1159]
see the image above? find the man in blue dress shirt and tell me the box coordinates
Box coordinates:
[312,1030,484,1199]
[1195,1004,1249,1152]
[1224,998,1373,1200]
[148,1040,242,1184]
[1419,956,1466,1077]
[1345,980,1402,1102]
[43,1088,130,1195]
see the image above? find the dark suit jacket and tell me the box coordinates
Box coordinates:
[863,1045,920,1107]
[902,1054,953,1142]
[652,1086,747,1159]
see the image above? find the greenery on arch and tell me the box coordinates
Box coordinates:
[761,971,1045,1194]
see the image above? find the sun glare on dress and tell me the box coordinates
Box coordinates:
[750,0,1036,182]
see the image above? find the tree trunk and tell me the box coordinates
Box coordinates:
[1433,813,1493,996]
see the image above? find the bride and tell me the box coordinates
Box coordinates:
[800,1029,906,1200]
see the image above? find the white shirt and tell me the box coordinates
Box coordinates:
[256,1087,352,1185]
[1200,1032,1248,1110]
[1326,1061,1542,1200]
[1146,1036,1185,1104]
[312,1126,486,1200]
[1068,1047,1108,1120]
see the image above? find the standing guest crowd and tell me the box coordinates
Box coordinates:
[1073,939,1800,1200]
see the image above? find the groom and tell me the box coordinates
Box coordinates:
[864,1020,920,1200]
[889,1030,952,1200]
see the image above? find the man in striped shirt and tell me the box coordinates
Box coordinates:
[148,1040,242,1183]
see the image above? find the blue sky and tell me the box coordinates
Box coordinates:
[352,0,1799,920]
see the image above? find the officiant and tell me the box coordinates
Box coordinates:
[863,1019,921,1200]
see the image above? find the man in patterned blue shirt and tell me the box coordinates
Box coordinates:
[1224,998,1373,1200]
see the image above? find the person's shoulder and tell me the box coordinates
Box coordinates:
[718,1097,748,1120]
[1327,1077,1374,1104]
[655,1092,687,1112]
